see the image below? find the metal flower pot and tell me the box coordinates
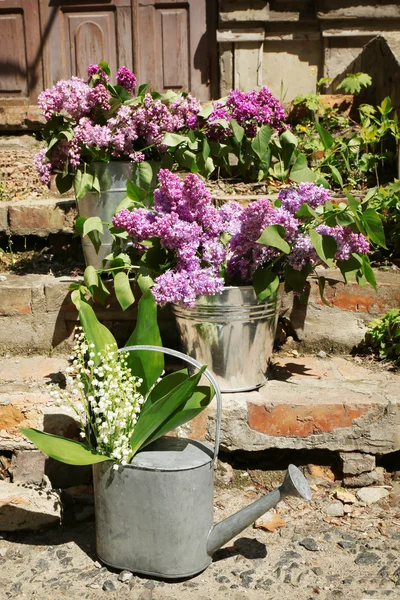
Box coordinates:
[172,286,281,393]
[77,162,133,269]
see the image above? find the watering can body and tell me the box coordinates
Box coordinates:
[92,345,312,579]
[93,437,215,578]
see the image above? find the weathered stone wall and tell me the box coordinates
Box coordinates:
[217,1,400,100]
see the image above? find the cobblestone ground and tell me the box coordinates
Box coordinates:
[1,469,400,600]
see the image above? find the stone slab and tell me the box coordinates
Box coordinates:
[0,481,61,531]
[185,356,400,455]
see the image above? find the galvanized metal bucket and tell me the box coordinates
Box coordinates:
[77,162,133,269]
[93,345,223,579]
[172,286,281,393]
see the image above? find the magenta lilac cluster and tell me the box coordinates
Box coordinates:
[113,172,370,307]
[34,65,202,184]
[206,87,287,141]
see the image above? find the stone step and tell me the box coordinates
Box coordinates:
[1,355,398,487]
[0,197,76,237]
[0,270,399,355]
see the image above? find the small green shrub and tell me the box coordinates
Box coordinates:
[364,309,400,364]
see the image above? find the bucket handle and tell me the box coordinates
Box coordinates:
[117,345,222,462]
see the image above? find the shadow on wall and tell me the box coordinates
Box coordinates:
[329,35,400,112]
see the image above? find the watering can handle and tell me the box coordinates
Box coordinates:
[118,345,222,462]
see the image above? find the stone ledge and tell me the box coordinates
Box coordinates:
[0,271,399,354]
[0,198,76,236]
[185,356,400,455]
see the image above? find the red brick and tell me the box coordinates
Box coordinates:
[0,286,31,315]
[247,402,368,437]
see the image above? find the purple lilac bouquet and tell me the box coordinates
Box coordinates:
[34,62,201,199]
[161,86,288,181]
[111,170,376,308]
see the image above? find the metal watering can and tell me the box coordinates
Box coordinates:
[92,346,312,579]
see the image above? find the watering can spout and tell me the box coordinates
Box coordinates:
[206,464,312,556]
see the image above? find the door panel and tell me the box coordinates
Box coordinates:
[0,0,43,102]
[134,0,212,100]
[39,1,132,87]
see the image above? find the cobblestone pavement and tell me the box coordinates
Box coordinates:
[1,469,400,600]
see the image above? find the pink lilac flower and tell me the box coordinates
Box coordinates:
[287,235,318,270]
[279,182,332,214]
[170,94,201,129]
[116,67,137,93]
[38,77,93,120]
[34,149,52,185]
[219,201,244,235]
[316,224,370,261]
[132,94,180,147]
[87,64,110,85]
[88,84,111,111]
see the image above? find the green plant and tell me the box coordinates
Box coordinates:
[363,309,400,364]
[366,180,400,260]
[21,287,215,465]
[336,72,372,95]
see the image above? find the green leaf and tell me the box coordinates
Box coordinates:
[197,104,214,118]
[378,96,392,116]
[128,366,207,457]
[362,208,387,248]
[253,268,280,302]
[138,83,149,95]
[256,224,290,254]
[251,125,272,160]
[361,254,377,290]
[317,276,332,307]
[230,119,245,144]
[316,122,334,150]
[144,385,214,447]
[295,203,317,218]
[289,152,319,183]
[326,164,343,188]
[136,162,153,189]
[127,178,146,202]
[83,265,99,289]
[82,216,104,238]
[162,133,189,147]
[78,300,117,365]
[309,230,337,268]
[143,369,188,413]
[125,290,163,396]
[55,173,73,194]
[20,428,112,466]
[283,263,313,294]
[337,254,363,283]
[336,72,372,94]
[114,271,135,311]
[74,170,95,201]
[202,136,211,162]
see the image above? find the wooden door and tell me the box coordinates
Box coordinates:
[0,0,43,103]
[133,0,214,100]
[39,0,134,87]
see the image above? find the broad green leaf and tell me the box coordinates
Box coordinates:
[74,170,95,201]
[20,428,112,466]
[230,119,245,144]
[295,203,317,218]
[98,61,111,76]
[256,224,290,254]
[115,197,137,213]
[309,230,337,268]
[280,129,298,148]
[82,216,104,238]
[337,254,363,283]
[197,104,214,119]
[114,271,135,311]
[144,386,214,447]
[138,83,149,95]
[127,179,146,202]
[136,162,153,189]
[326,164,343,187]
[316,122,334,150]
[361,254,377,290]
[253,268,280,302]
[283,263,313,294]
[317,275,331,307]
[78,300,117,365]
[202,137,211,161]
[162,132,189,147]
[125,290,163,396]
[251,125,272,160]
[362,208,387,248]
[84,265,99,289]
[128,366,207,458]
[378,96,392,116]
[56,173,73,194]
[289,152,319,183]
[143,369,188,413]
